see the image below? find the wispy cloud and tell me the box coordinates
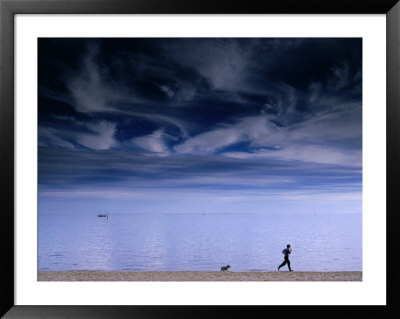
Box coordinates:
[77,121,118,150]
[159,39,253,91]
[39,119,119,150]
[66,45,145,114]
[130,129,171,155]
[39,127,76,149]
[39,148,361,194]
[38,38,362,214]
[174,115,276,154]
[173,105,361,167]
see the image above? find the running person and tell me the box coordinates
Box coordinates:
[278,244,293,271]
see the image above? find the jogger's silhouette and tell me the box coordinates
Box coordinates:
[278,244,292,271]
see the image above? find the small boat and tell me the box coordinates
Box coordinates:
[97,213,108,218]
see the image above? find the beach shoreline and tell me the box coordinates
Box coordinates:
[38,271,362,281]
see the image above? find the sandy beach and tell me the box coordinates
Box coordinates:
[38,271,362,281]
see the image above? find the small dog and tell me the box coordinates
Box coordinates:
[220,265,231,272]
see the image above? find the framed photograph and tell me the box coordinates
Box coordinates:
[1,0,399,318]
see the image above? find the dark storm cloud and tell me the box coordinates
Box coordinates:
[38,38,362,201]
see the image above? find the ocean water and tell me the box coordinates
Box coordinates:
[38,213,362,272]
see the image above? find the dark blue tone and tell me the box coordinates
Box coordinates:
[38,39,362,204]
[38,39,362,268]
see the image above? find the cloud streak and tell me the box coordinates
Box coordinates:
[38,38,362,214]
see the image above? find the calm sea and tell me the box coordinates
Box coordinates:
[38,213,362,272]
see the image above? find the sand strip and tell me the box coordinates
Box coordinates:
[38,271,362,281]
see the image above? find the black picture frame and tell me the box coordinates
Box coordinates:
[1,0,399,318]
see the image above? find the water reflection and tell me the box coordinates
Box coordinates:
[39,213,362,271]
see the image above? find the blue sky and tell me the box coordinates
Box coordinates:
[38,38,362,214]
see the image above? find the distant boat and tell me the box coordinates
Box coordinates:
[97,213,108,219]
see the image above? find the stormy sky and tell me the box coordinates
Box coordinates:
[38,38,362,214]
